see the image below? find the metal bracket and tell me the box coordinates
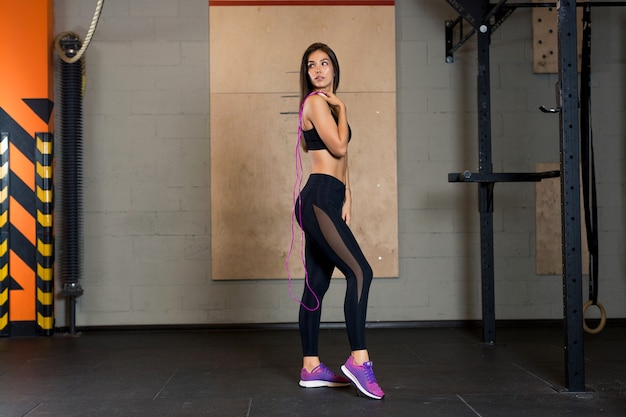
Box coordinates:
[448,170,560,183]
[448,170,561,217]
[444,0,517,63]
[540,81,563,113]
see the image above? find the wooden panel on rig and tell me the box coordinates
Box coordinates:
[535,162,589,275]
[532,1,584,74]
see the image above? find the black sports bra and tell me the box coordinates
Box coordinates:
[303,114,352,151]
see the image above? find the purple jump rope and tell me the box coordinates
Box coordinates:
[285,91,327,312]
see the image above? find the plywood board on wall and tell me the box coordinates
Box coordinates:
[209,3,398,280]
[535,162,589,275]
[531,0,583,74]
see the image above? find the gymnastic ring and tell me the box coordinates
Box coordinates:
[582,300,606,335]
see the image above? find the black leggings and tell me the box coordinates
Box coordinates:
[295,174,373,356]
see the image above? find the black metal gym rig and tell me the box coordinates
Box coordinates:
[442,0,624,392]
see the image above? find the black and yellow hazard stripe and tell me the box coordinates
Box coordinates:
[8,137,38,336]
[0,0,54,337]
[36,133,53,335]
[0,133,8,336]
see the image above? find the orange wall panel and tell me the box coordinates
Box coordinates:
[0,0,54,133]
[0,0,53,334]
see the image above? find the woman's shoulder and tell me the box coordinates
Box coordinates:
[304,93,330,114]
[304,92,326,105]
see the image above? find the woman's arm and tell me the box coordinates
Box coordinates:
[305,94,349,157]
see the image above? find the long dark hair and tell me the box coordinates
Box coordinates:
[299,43,340,107]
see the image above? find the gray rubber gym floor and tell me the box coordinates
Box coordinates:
[0,324,624,417]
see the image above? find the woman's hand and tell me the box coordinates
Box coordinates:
[319,91,345,111]
[342,190,352,226]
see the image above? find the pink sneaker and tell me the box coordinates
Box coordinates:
[299,363,351,388]
[341,355,385,399]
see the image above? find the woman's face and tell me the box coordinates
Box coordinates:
[307,49,334,92]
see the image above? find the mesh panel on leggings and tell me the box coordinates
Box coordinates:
[312,205,364,302]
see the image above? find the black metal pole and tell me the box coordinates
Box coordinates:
[557,0,585,392]
[477,29,496,345]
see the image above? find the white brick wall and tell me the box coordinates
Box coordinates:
[53,0,626,327]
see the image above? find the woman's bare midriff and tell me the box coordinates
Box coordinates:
[308,149,346,184]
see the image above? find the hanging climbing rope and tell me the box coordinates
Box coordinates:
[580,4,606,335]
[54,0,105,64]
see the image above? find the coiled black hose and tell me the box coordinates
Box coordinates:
[58,36,84,335]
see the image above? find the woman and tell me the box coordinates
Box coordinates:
[293,42,384,400]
